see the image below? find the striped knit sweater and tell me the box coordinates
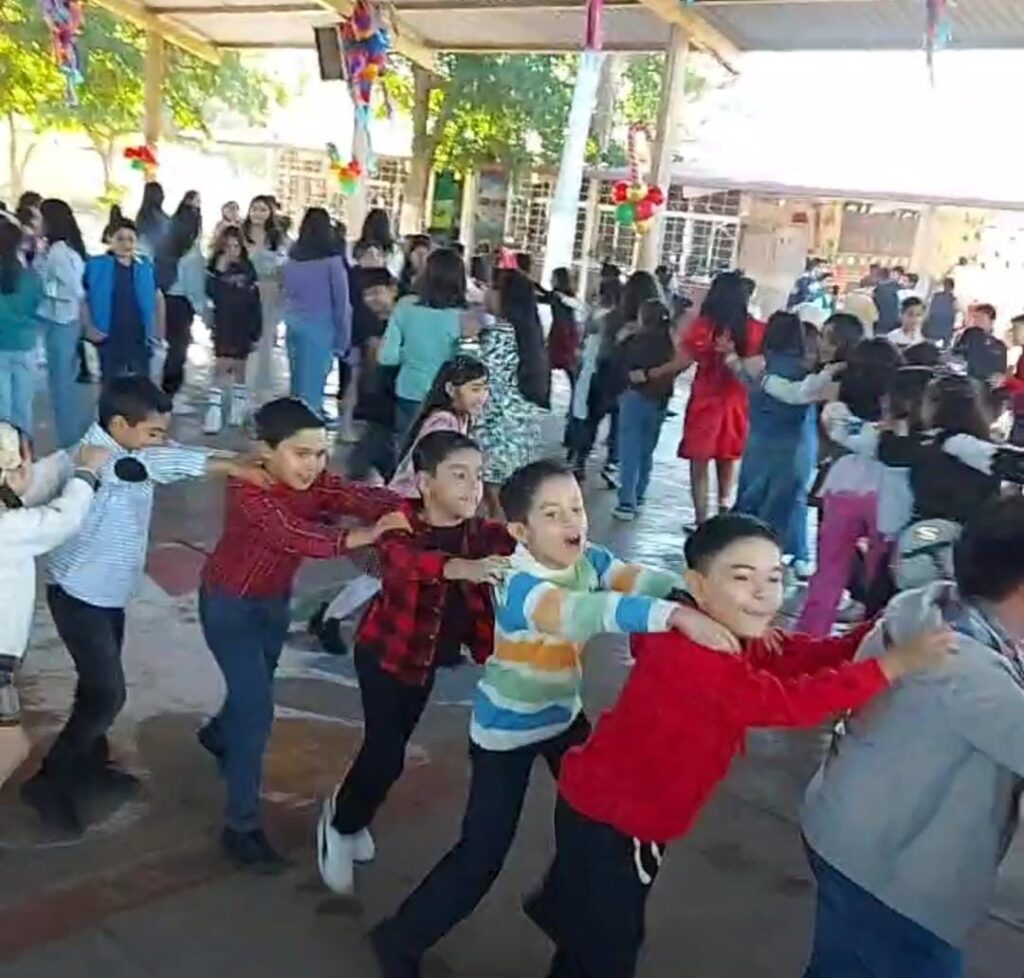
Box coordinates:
[469,543,684,751]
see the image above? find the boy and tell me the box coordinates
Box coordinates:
[953,301,1007,383]
[198,397,406,871]
[886,295,926,349]
[530,513,953,978]
[802,496,1024,977]
[371,459,735,978]
[21,377,258,834]
[317,431,516,893]
[81,219,164,380]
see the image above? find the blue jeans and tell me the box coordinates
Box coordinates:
[199,587,291,831]
[616,389,664,510]
[42,319,88,448]
[285,320,335,416]
[0,349,37,434]
[804,845,964,978]
[395,397,421,440]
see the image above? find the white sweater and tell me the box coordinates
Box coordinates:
[35,241,86,325]
[0,453,96,666]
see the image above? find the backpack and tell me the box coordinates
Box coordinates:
[891,518,961,591]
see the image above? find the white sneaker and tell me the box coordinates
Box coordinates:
[229,385,248,427]
[352,826,375,863]
[792,559,814,580]
[316,793,375,893]
[204,389,224,435]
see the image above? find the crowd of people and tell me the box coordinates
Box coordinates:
[3,185,1024,978]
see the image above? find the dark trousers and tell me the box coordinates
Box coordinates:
[348,420,397,483]
[162,295,194,397]
[568,402,618,468]
[199,586,291,831]
[43,585,127,782]
[332,647,434,834]
[528,798,664,978]
[803,845,964,978]
[381,714,591,956]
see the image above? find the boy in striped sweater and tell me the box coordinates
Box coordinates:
[371,459,735,978]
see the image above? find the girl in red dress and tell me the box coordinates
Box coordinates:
[676,271,765,525]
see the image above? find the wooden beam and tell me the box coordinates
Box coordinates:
[390,0,631,8]
[153,3,320,12]
[311,0,440,73]
[91,0,222,63]
[632,0,740,68]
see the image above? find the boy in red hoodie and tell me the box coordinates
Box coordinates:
[528,513,955,978]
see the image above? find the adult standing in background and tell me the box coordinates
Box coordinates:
[14,193,43,266]
[358,208,404,279]
[36,199,88,447]
[243,195,288,405]
[377,248,473,437]
[396,234,431,299]
[872,267,901,333]
[135,182,170,259]
[282,207,351,416]
[0,220,42,433]
[925,277,960,349]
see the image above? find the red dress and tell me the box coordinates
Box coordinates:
[677,314,765,461]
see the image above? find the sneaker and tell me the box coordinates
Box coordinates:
[229,385,248,428]
[316,794,356,894]
[20,771,83,835]
[221,827,290,875]
[600,465,619,490]
[369,925,421,978]
[612,506,636,522]
[171,397,196,417]
[204,393,224,436]
[792,559,814,581]
[0,668,20,725]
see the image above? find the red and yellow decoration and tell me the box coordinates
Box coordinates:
[612,125,665,234]
[327,143,362,196]
[123,144,158,173]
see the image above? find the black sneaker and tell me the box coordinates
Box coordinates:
[197,723,225,761]
[369,926,421,978]
[20,771,83,836]
[221,827,291,875]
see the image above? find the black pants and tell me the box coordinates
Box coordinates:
[42,585,127,782]
[380,713,591,956]
[568,402,618,469]
[332,647,435,834]
[348,420,397,483]
[162,295,194,397]
[527,798,664,978]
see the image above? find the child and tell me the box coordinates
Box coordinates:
[197,397,406,871]
[613,298,676,520]
[0,424,109,783]
[886,295,926,348]
[0,219,42,434]
[81,219,164,381]
[204,227,262,434]
[20,378,257,835]
[529,513,953,978]
[370,459,738,978]
[316,430,515,896]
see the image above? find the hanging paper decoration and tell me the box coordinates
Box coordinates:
[340,0,391,111]
[326,142,362,196]
[611,125,665,234]
[39,0,84,105]
[925,0,952,81]
[123,145,158,173]
[584,0,603,52]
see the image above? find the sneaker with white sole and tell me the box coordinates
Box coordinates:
[229,384,248,427]
[316,793,375,894]
[204,390,224,435]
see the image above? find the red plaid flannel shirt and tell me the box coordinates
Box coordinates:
[202,474,401,598]
[357,505,515,686]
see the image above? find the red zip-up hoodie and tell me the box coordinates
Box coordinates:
[558,622,886,844]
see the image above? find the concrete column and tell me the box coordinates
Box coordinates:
[577,176,601,299]
[459,169,478,256]
[346,115,370,235]
[638,28,689,271]
[143,31,165,180]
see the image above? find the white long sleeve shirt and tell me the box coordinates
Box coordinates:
[35,241,86,325]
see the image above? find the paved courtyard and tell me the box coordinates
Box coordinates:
[2,342,1023,977]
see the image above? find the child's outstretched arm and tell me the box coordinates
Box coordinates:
[939,433,1024,483]
[0,463,102,557]
[821,402,880,456]
[314,473,403,523]
[761,365,842,406]
[587,543,684,599]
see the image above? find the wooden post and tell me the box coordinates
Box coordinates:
[143,31,165,180]
[638,27,688,271]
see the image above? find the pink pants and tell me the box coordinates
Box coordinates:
[797,492,891,638]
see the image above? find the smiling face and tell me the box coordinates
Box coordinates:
[418,447,484,522]
[248,199,271,227]
[685,536,784,639]
[509,473,588,569]
[449,377,489,419]
[263,427,329,490]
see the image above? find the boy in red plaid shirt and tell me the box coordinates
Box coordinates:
[317,429,514,896]
[198,398,406,873]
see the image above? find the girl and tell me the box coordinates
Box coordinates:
[669,270,766,526]
[396,234,431,299]
[15,192,42,265]
[135,181,170,259]
[243,195,288,406]
[204,227,262,434]
[101,205,124,246]
[282,207,350,416]
[209,200,241,251]
[732,312,819,560]
[477,268,550,518]
[0,222,42,434]
[378,248,475,437]
[358,207,403,278]
[36,199,88,447]
[157,204,207,407]
[546,266,583,387]
[612,299,675,520]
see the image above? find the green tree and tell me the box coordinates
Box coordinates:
[0,0,284,198]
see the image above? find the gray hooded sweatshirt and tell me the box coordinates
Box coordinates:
[801,582,1024,947]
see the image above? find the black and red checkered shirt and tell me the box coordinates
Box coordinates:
[357,506,515,686]
[202,474,401,599]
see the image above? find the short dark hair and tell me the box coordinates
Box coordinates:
[360,267,395,290]
[98,376,172,430]
[955,496,1024,601]
[684,513,779,574]
[901,296,924,313]
[254,397,324,447]
[823,312,865,363]
[111,218,138,235]
[499,459,575,524]
[902,342,941,368]
[412,430,480,474]
[975,303,997,321]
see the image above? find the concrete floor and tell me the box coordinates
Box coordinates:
[2,343,1024,977]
